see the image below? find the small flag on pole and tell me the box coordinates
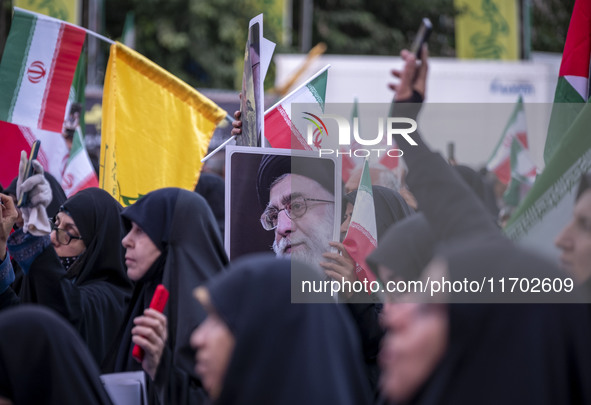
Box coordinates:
[486,95,537,208]
[264,66,329,150]
[342,158,378,285]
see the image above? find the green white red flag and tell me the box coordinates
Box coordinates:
[264,66,329,150]
[343,158,378,285]
[61,46,99,196]
[0,8,85,133]
[544,0,591,163]
[0,120,97,196]
[486,95,537,207]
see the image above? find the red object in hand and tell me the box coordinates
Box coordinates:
[132,284,169,362]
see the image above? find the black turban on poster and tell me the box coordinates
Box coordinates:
[256,154,335,208]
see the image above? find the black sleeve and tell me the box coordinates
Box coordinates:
[392,95,499,241]
[0,287,20,310]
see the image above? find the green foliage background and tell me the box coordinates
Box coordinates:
[0,0,580,90]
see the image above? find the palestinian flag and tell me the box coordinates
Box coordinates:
[343,158,378,285]
[544,0,591,163]
[264,66,329,150]
[0,8,85,133]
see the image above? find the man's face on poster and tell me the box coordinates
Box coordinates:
[265,174,335,268]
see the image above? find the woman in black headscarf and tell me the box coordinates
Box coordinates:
[5,187,132,368]
[191,253,372,405]
[378,236,591,405]
[0,305,114,404]
[104,188,228,405]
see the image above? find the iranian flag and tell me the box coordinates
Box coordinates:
[60,128,99,196]
[544,0,591,164]
[0,119,97,196]
[61,51,99,196]
[264,66,329,150]
[342,159,378,285]
[0,8,86,133]
[503,135,537,207]
[486,95,537,193]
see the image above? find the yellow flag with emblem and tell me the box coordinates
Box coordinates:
[454,0,520,60]
[100,42,227,206]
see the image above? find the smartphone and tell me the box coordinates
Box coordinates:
[17,140,41,207]
[410,18,432,59]
[447,142,455,163]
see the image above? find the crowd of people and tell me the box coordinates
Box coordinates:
[0,44,590,405]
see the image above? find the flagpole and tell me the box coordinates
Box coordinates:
[82,28,115,45]
[201,136,236,163]
[264,64,331,116]
[199,114,237,162]
[14,7,115,45]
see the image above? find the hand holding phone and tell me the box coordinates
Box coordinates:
[132,284,170,363]
[410,18,432,59]
[17,140,41,208]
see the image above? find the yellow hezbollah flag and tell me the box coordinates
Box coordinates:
[14,0,80,24]
[454,0,519,60]
[100,42,226,206]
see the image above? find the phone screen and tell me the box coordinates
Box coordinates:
[17,140,41,207]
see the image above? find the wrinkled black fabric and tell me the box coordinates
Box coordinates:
[195,172,225,239]
[18,188,132,369]
[205,254,372,405]
[453,165,499,218]
[106,188,228,405]
[0,305,113,404]
[344,185,414,396]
